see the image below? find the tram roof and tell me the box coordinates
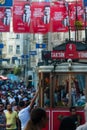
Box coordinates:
[53,41,87,51]
[38,62,87,73]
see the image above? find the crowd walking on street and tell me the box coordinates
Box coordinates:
[0,79,87,130]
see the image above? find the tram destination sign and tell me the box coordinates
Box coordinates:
[51,44,87,59]
[51,51,87,59]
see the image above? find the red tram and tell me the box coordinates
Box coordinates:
[38,62,87,130]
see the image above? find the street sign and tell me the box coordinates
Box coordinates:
[0,0,13,7]
[0,51,2,55]
[21,54,29,59]
[0,43,4,48]
[84,0,87,6]
[29,51,37,55]
[36,43,47,48]
[0,59,2,62]
[2,58,9,61]
[12,57,18,60]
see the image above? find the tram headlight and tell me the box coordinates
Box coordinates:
[67,58,72,63]
[67,59,72,70]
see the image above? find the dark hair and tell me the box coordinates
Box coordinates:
[69,106,76,112]
[59,116,76,130]
[0,102,4,106]
[44,5,50,9]
[31,107,47,125]
[18,101,25,107]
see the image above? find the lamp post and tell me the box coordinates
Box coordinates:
[23,35,31,84]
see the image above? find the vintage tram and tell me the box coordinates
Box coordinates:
[37,42,87,130]
[38,62,87,130]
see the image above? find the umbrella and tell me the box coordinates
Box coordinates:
[0,75,8,80]
[7,74,20,82]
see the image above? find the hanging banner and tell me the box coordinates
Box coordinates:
[0,7,11,32]
[31,2,51,34]
[0,0,13,7]
[13,2,31,33]
[69,2,84,30]
[51,2,69,32]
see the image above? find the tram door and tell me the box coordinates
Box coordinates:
[39,72,87,108]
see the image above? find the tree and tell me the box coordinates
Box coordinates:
[13,66,22,76]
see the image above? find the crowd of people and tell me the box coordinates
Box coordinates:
[0,80,37,108]
[0,79,87,130]
[0,79,42,130]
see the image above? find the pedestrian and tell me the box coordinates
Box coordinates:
[59,116,76,130]
[18,90,39,130]
[0,102,11,130]
[5,103,21,130]
[69,106,82,129]
[76,103,87,130]
[24,107,48,130]
[0,102,10,130]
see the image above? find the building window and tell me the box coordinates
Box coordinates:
[16,34,20,39]
[16,45,20,54]
[9,45,13,54]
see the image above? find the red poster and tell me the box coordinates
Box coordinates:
[69,2,84,30]
[0,7,11,32]
[51,2,69,32]
[31,2,51,34]
[13,2,31,33]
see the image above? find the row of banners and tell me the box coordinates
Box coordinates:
[0,1,87,33]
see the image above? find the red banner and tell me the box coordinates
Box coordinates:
[69,2,84,30]
[31,2,51,34]
[51,2,68,32]
[0,7,11,32]
[12,1,86,33]
[13,2,31,33]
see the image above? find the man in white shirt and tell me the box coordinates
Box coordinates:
[76,103,87,130]
[18,90,38,130]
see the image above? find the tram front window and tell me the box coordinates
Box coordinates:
[42,73,86,108]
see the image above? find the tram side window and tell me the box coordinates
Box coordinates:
[53,74,86,107]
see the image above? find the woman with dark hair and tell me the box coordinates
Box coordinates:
[59,116,76,130]
[24,107,48,130]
